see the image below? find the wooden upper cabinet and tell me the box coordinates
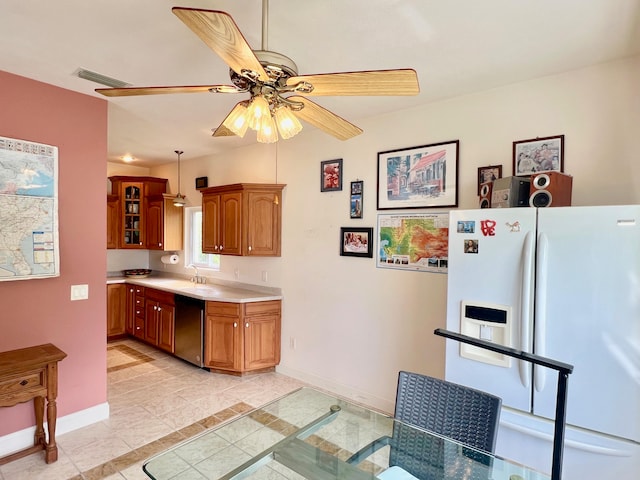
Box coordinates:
[147,194,183,251]
[106,194,120,250]
[201,183,285,257]
[108,176,168,249]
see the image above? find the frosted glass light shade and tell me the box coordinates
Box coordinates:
[223,103,249,137]
[257,113,278,143]
[274,106,303,139]
[247,96,270,131]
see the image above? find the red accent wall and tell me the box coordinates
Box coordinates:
[0,70,108,435]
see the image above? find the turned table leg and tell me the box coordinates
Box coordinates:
[44,362,59,463]
[33,396,46,447]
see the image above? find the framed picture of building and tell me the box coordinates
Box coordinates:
[376,140,459,210]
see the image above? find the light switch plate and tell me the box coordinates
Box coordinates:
[71,284,89,301]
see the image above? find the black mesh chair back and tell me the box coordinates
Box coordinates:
[394,371,502,454]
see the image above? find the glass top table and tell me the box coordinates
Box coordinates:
[143,387,549,480]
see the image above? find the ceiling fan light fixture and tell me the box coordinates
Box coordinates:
[223,103,250,137]
[247,96,271,130]
[257,113,278,143]
[274,106,303,139]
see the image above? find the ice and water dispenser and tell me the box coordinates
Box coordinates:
[459,301,512,367]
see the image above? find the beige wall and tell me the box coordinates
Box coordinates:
[132,55,640,412]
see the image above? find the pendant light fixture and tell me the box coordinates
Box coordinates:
[173,150,186,207]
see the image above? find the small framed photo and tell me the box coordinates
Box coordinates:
[377,140,459,210]
[340,227,373,258]
[513,135,564,176]
[477,165,502,195]
[321,159,343,192]
[350,181,363,219]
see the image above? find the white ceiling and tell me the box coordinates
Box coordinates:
[2,0,639,166]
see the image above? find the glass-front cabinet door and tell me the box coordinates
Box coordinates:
[122,183,144,248]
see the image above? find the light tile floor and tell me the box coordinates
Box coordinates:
[0,338,308,480]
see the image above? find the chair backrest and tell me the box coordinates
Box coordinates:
[394,371,502,453]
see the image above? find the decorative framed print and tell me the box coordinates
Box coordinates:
[377,140,459,210]
[477,165,502,195]
[513,135,564,176]
[340,227,373,258]
[321,159,343,192]
[350,180,363,219]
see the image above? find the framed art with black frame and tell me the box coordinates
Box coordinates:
[350,180,363,219]
[477,165,502,195]
[377,140,459,210]
[340,227,373,258]
[321,159,343,192]
[513,135,564,176]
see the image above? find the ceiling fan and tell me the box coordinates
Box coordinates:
[96,2,420,143]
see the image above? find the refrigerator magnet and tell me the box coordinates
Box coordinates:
[464,239,478,253]
[456,221,475,233]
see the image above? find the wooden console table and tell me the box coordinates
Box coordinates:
[0,343,67,465]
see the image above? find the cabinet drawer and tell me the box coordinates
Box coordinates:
[145,288,175,305]
[0,369,46,405]
[244,300,281,317]
[207,301,241,317]
[133,285,145,296]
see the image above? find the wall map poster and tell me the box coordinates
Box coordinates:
[0,136,59,281]
[377,213,449,273]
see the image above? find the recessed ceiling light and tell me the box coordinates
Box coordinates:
[122,155,134,163]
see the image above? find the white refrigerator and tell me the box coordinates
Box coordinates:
[445,205,640,479]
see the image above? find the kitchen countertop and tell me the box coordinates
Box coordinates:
[107,276,283,303]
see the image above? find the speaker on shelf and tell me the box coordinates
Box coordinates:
[479,181,493,208]
[529,172,573,207]
[491,176,531,208]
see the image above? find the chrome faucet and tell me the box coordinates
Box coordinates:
[187,264,206,284]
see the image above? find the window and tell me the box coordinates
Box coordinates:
[185,206,220,270]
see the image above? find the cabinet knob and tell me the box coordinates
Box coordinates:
[136,310,140,314]
[159,243,162,247]
[136,326,141,330]
[129,288,134,293]
[245,322,249,328]
[220,245,223,251]
[158,307,162,311]
[20,380,28,386]
[139,242,143,245]
[214,245,219,251]
[248,246,252,252]
[154,305,157,311]
[233,322,238,328]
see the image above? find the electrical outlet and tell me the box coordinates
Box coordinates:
[70,284,89,301]
[289,337,297,349]
[261,271,268,282]
[234,268,240,279]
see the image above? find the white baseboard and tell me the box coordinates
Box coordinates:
[275,365,394,414]
[0,402,109,458]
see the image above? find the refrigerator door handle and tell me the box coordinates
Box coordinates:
[519,231,535,388]
[501,419,634,457]
[534,232,549,392]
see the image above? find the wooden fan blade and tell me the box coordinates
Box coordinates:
[286,69,419,96]
[173,8,269,82]
[288,96,363,141]
[96,85,238,97]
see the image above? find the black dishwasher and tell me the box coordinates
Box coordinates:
[174,295,205,368]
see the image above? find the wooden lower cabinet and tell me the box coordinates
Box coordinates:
[144,288,175,353]
[106,284,126,339]
[204,300,281,374]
